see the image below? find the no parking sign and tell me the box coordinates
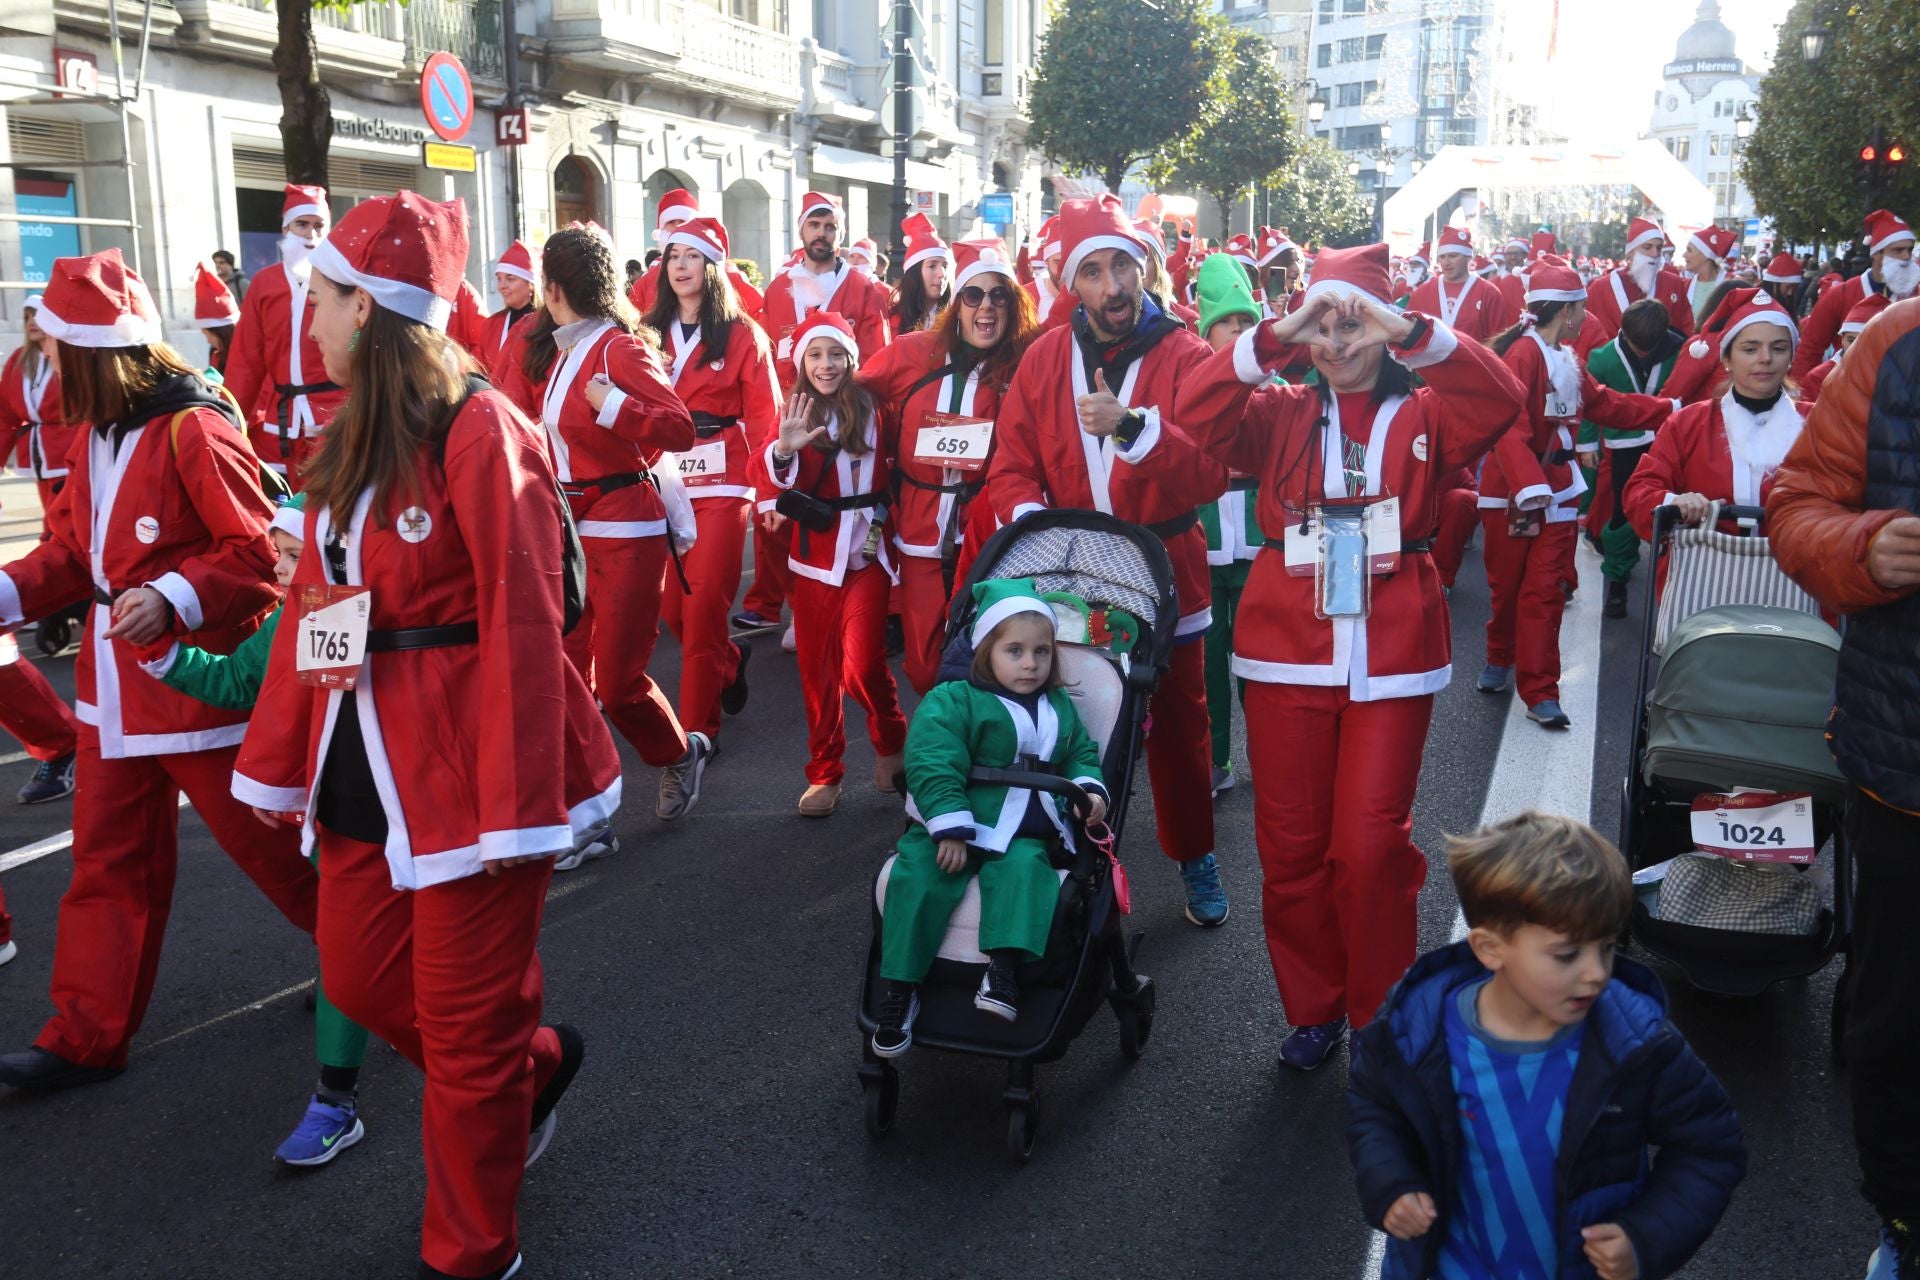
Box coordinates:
[419,52,474,143]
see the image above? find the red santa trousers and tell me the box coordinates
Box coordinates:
[35,738,317,1066]
[742,518,795,620]
[1145,640,1216,862]
[564,534,689,768]
[790,564,907,787]
[1430,486,1480,591]
[315,830,565,1279]
[1244,681,1432,1029]
[895,556,952,695]
[660,498,749,741]
[0,651,80,761]
[1480,515,1577,706]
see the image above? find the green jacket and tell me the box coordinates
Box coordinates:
[904,679,1107,854]
[1579,335,1673,451]
[150,605,280,710]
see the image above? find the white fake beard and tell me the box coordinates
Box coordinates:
[280,233,320,282]
[1881,255,1920,300]
[1630,254,1659,295]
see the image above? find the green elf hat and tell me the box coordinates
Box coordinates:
[971,576,1056,647]
[268,490,308,542]
[1196,251,1262,341]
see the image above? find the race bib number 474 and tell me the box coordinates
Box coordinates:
[294,585,371,689]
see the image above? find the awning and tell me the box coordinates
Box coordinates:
[809,144,948,194]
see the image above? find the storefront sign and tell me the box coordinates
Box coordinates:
[420,52,475,143]
[1662,58,1743,79]
[496,109,529,148]
[53,48,98,98]
[333,114,428,147]
[422,141,477,173]
[980,192,1014,226]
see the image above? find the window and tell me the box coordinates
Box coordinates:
[1342,0,1366,11]
[1339,36,1363,62]
[1334,124,1381,150]
[1672,136,1691,162]
[1333,80,1378,107]
[1708,134,1729,156]
[1365,33,1385,58]
[1317,43,1332,68]
[1282,46,1298,63]
[982,0,1003,65]
[1318,0,1334,15]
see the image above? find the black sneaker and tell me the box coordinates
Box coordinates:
[16,752,75,805]
[870,981,919,1058]
[526,1024,585,1169]
[973,953,1019,1022]
[655,731,711,821]
[1603,579,1628,619]
[730,608,780,634]
[0,1046,123,1091]
[884,615,905,658]
[720,640,752,716]
[419,1255,522,1280]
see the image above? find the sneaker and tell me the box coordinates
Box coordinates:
[720,640,752,716]
[1604,579,1629,619]
[871,981,919,1058]
[419,1254,522,1280]
[730,608,780,634]
[655,732,712,821]
[1279,1017,1348,1072]
[274,1094,365,1167]
[0,940,16,968]
[1211,765,1234,797]
[527,1024,585,1169]
[553,821,618,873]
[1527,700,1571,730]
[1866,1221,1920,1280]
[16,752,75,805]
[1476,663,1512,694]
[974,954,1019,1021]
[781,623,797,654]
[1180,852,1230,927]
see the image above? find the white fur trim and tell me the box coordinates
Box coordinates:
[145,571,204,632]
[1624,225,1665,253]
[1232,324,1269,385]
[1761,266,1802,283]
[594,386,628,427]
[34,280,164,348]
[310,238,454,331]
[1687,231,1728,265]
[656,202,700,229]
[269,505,307,540]
[662,227,727,265]
[495,261,536,285]
[1110,406,1161,464]
[0,571,22,627]
[1719,310,1798,357]
[798,198,837,225]
[139,643,180,680]
[1302,278,1385,310]
[792,326,860,373]
[1433,242,1472,257]
[578,518,668,538]
[1062,234,1145,287]
[191,313,238,329]
[903,245,951,272]
[282,202,325,227]
[1870,227,1916,255]
[1391,320,1459,370]
[231,770,308,814]
[970,595,1054,646]
[1525,285,1586,304]
[954,258,1016,291]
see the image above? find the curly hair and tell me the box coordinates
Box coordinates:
[521,226,658,384]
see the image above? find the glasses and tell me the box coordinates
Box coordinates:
[958,284,1012,308]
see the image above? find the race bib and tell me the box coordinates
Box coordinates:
[1365,496,1401,574]
[294,585,371,689]
[675,440,728,481]
[1689,791,1817,864]
[913,413,993,473]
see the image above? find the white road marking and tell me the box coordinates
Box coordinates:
[142,979,316,1051]
[0,795,192,872]
[1,751,28,766]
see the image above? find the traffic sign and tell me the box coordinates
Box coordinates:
[419,52,474,143]
[496,108,529,148]
[980,192,1014,226]
[423,141,477,173]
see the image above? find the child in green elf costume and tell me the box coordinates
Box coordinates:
[872,578,1110,1057]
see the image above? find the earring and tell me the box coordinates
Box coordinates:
[348,327,361,353]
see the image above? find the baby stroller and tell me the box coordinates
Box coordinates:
[854,510,1171,1163]
[1619,504,1853,1047]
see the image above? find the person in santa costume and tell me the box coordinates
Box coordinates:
[1022,216,1070,328]
[751,312,907,817]
[1758,250,1805,311]
[1137,218,1200,327]
[627,187,765,320]
[187,259,242,375]
[891,212,952,335]
[1172,241,1528,1069]
[232,190,618,1280]
[0,294,79,531]
[493,224,706,821]
[480,239,541,367]
[447,275,489,362]
[988,193,1232,928]
[639,215,780,755]
[1800,294,1888,406]
[1792,208,1916,382]
[859,238,1037,694]
[1624,292,1805,600]
[223,183,346,488]
[1578,217,1694,360]
[1407,227,1516,345]
[1481,257,1674,727]
[1682,225,1740,328]
[1252,226,1301,320]
[0,248,317,1092]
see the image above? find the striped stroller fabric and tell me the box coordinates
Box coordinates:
[1653,502,1822,654]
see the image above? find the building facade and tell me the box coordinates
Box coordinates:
[1644,0,1759,231]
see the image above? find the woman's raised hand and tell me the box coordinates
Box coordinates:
[776,392,829,456]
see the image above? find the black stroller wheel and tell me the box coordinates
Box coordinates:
[862,1064,899,1140]
[1115,975,1156,1061]
[36,618,69,657]
[1005,1096,1040,1164]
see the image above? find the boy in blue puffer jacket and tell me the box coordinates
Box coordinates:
[1346,812,1746,1279]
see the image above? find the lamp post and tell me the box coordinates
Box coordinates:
[1799,22,1830,65]
[1302,78,1327,126]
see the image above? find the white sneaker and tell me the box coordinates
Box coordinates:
[781,623,797,653]
[0,939,16,968]
[554,822,618,872]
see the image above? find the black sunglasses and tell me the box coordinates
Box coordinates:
[958,284,1012,307]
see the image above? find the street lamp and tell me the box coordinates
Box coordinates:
[1409,158,1424,176]
[1735,106,1754,142]
[1800,22,1830,64]
[1302,78,1327,125]
[1347,158,1362,178]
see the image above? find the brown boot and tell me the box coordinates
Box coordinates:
[797,783,841,817]
[875,753,905,794]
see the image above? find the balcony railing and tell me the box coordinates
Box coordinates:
[550,0,799,106]
[231,0,503,81]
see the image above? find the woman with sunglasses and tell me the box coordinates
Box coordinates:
[858,240,1039,692]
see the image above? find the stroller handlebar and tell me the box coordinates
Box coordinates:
[966,767,1096,818]
[1652,502,1768,538]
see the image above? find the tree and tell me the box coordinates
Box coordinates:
[1025,0,1230,194]
[1145,30,1296,234]
[1267,137,1373,249]
[273,0,340,188]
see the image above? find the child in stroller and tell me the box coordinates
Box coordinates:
[872,578,1109,1057]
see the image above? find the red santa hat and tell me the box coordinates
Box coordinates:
[953,239,1016,291]
[900,212,949,271]
[192,259,240,328]
[32,248,164,348]
[1529,230,1558,261]
[1840,293,1890,337]
[1037,215,1063,264]
[1760,252,1803,284]
[1623,217,1666,254]
[1503,237,1529,255]
[1057,195,1145,283]
[1524,255,1586,305]
[789,310,859,374]
[1434,226,1473,258]
[310,189,469,331]
[1406,242,1431,267]
[1301,242,1392,309]
[655,188,700,230]
[1134,219,1169,260]
[661,216,731,265]
[1686,225,1738,265]
[1864,208,1915,256]
[1472,255,1498,276]
[847,238,877,268]
[797,190,842,228]
[281,183,328,229]
[495,239,539,285]
[1222,233,1258,268]
[1716,288,1797,356]
[1254,225,1296,269]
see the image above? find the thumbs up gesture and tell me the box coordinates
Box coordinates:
[1076,366,1128,439]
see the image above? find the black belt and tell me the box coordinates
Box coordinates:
[821,492,882,512]
[898,472,978,497]
[1227,477,1258,493]
[93,588,116,606]
[1542,448,1576,467]
[561,472,647,499]
[688,412,740,438]
[1146,509,1200,539]
[274,380,341,449]
[367,623,479,652]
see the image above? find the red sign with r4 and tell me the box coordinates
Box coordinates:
[496,109,529,148]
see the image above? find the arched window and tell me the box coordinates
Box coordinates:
[554,156,599,227]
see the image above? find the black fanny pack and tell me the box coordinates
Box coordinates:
[689,411,739,438]
[775,487,879,534]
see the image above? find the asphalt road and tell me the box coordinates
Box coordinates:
[0,540,1874,1279]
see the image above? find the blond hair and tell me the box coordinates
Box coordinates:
[1447,811,1632,942]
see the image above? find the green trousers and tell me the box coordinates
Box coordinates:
[1205,561,1251,769]
[1598,444,1651,585]
[310,848,370,1072]
[879,828,1059,983]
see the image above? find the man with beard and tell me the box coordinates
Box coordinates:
[222,184,345,488]
[1577,217,1692,360]
[1792,209,1916,383]
[1407,227,1515,345]
[759,192,891,392]
[988,195,1232,929]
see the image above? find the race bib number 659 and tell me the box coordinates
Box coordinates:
[913,413,993,473]
[295,584,371,689]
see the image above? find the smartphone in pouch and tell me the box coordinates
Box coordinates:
[1508,506,1544,539]
[1317,512,1369,619]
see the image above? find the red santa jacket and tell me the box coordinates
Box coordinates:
[480,306,534,364]
[988,312,1227,637]
[1623,393,1811,542]
[447,278,488,362]
[858,329,1011,561]
[1800,358,1835,405]
[231,389,623,889]
[492,320,695,536]
[1792,270,1889,382]
[1406,273,1516,345]
[662,316,781,504]
[629,261,765,324]
[1578,265,1694,360]
[0,398,279,757]
[1485,332,1673,523]
[1172,317,1527,699]
[222,261,348,472]
[758,261,890,390]
[750,412,893,587]
[0,347,77,482]
[1495,272,1527,318]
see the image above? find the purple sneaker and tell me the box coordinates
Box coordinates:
[1279,1018,1348,1072]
